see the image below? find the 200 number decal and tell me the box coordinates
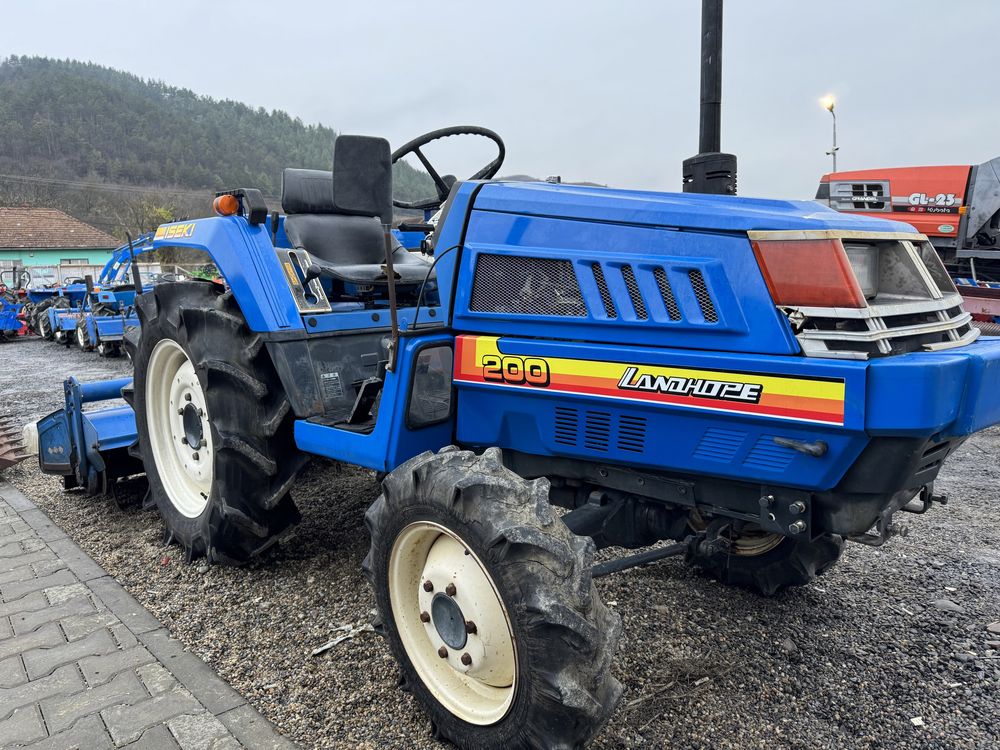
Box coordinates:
[482,355,550,387]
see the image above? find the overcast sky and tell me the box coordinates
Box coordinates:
[3,0,997,199]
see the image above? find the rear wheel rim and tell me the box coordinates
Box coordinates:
[389,521,517,725]
[146,338,213,518]
[76,325,86,348]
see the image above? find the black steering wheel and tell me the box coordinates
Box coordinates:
[391,126,505,210]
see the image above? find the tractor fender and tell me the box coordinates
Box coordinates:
[148,216,304,334]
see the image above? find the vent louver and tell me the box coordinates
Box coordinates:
[688,270,718,323]
[653,267,682,320]
[620,264,648,320]
[591,263,617,319]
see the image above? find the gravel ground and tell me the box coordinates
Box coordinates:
[2,335,999,750]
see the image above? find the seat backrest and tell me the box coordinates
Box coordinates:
[281,135,392,266]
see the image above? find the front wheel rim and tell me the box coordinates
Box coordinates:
[689,511,785,557]
[389,521,517,725]
[145,338,214,518]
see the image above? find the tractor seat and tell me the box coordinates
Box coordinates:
[281,135,431,287]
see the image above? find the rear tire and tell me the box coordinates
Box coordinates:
[364,447,622,749]
[128,282,306,564]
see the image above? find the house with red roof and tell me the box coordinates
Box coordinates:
[0,207,117,269]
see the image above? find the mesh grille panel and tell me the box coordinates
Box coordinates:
[653,267,681,320]
[620,265,648,320]
[591,263,617,319]
[470,254,587,317]
[688,270,718,323]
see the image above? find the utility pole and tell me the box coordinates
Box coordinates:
[682,0,738,195]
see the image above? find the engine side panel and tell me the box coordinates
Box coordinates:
[453,335,869,491]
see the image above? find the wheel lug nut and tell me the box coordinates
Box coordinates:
[185,394,192,402]
[460,653,472,666]
[445,583,456,597]
[198,408,205,417]
[192,452,200,460]
[465,620,477,635]
[437,646,448,659]
[177,408,184,416]
[422,580,433,592]
[420,611,430,623]
[181,437,188,446]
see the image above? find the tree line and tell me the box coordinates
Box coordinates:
[0,56,433,238]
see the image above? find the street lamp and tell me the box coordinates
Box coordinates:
[820,94,838,172]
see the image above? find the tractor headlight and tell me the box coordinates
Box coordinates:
[843,243,879,299]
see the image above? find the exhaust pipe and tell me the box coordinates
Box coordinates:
[682,0,738,195]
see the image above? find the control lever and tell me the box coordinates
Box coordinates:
[304,258,339,284]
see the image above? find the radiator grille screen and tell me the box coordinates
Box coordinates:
[688,270,718,323]
[470,254,587,317]
[621,264,648,320]
[591,263,617,319]
[653,267,682,320]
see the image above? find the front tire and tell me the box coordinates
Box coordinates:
[128,282,305,564]
[687,516,844,595]
[37,310,53,340]
[75,318,94,351]
[364,447,622,749]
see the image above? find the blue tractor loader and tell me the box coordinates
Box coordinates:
[34,128,1000,748]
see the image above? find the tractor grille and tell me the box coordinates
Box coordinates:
[918,440,951,474]
[688,270,718,322]
[654,267,682,320]
[469,253,721,327]
[617,415,647,453]
[469,254,587,317]
[552,407,647,455]
[621,264,648,320]
[766,236,980,359]
[591,263,617,319]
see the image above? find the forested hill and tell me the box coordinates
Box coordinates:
[0,56,431,212]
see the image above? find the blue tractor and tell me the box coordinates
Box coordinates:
[63,234,160,357]
[35,128,1000,748]
[0,267,29,341]
[25,268,90,340]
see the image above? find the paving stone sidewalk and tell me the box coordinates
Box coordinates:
[0,481,297,749]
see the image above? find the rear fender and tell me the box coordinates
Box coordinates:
[149,217,303,334]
